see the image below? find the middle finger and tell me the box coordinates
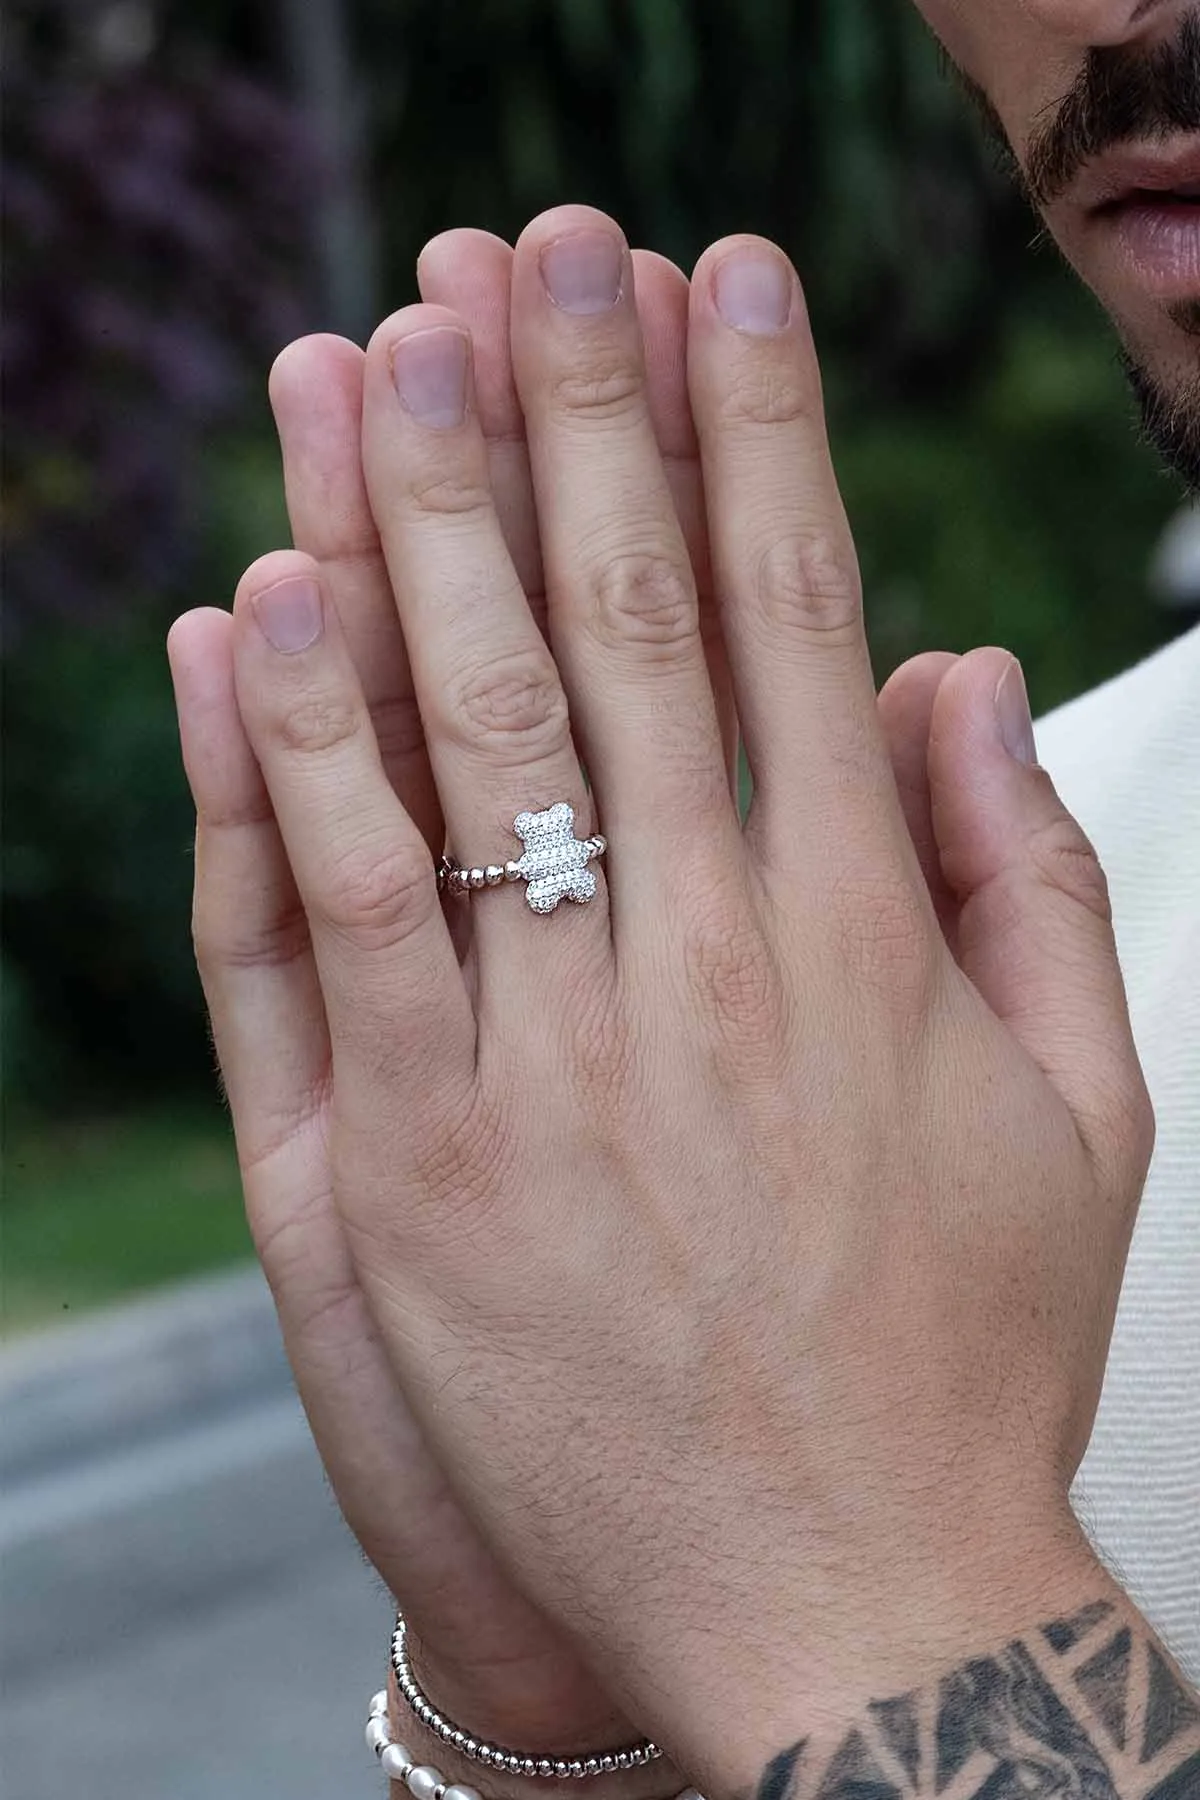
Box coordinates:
[509,206,741,924]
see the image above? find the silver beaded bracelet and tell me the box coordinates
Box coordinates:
[391,1612,663,1780]
[365,1690,703,1800]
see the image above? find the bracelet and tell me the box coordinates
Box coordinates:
[391,1611,663,1779]
[366,1691,704,1800]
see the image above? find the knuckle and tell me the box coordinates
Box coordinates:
[832,868,937,1007]
[369,691,428,774]
[565,978,636,1109]
[682,897,789,1049]
[722,362,815,429]
[754,529,862,641]
[325,835,436,950]
[193,889,311,977]
[445,650,571,763]
[590,551,698,655]
[1027,805,1114,927]
[1127,1078,1158,1183]
[547,356,644,424]
[404,466,495,522]
[410,1087,512,1231]
[277,691,364,758]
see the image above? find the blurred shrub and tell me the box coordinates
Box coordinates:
[4,2,304,1104]
[4,0,314,628]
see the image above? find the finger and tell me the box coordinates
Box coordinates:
[509,205,738,913]
[229,548,473,1072]
[359,303,607,971]
[878,652,961,939]
[167,604,480,1605]
[421,231,738,789]
[688,238,917,887]
[417,229,545,610]
[634,249,738,790]
[928,647,1154,1195]
[270,335,442,851]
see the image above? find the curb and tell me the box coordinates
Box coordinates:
[0,1264,292,1486]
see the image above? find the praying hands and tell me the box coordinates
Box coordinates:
[168,207,1198,1800]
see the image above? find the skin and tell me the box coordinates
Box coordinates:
[916,0,1200,471]
[165,4,1200,1796]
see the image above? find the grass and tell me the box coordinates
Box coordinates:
[1,1104,254,1336]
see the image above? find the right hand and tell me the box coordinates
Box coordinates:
[167,227,963,1754]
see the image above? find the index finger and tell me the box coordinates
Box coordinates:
[687,237,919,891]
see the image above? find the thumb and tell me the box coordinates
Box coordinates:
[928,646,1154,1194]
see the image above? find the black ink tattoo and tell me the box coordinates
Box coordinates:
[1075,1630,1134,1751]
[760,1741,809,1800]
[744,1608,1200,1800]
[1142,1649,1200,1767]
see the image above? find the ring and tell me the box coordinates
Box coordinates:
[438,802,606,914]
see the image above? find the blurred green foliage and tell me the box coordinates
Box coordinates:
[3,0,1186,1150]
[2,1108,250,1330]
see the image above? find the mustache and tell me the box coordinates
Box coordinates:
[1025,9,1200,207]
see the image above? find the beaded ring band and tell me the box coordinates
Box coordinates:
[366,1691,704,1800]
[391,1613,663,1779]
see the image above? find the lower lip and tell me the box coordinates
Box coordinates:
[1100,197,1200,299]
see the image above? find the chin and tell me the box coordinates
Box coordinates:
[1119,334,1200,494]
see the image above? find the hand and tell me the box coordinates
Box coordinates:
[169,222,960,1760]
[171,204,1154,1791]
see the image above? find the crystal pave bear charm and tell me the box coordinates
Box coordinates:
[512,803,606,913]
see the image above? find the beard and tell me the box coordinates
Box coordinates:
[1122,346,1200,495]
[945,17,1200,494]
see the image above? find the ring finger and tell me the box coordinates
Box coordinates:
[359,303,610,984]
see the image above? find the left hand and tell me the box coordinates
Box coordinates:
[171,206,1153,1792]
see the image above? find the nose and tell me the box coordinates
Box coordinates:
[1017,0,1191,47]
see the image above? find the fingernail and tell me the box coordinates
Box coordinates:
[713,250,793,334]
[392,327,469,428]
[995,659,1038,766]
[540,230,624,315]
[253,577,323,654]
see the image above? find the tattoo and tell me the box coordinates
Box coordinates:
[745,1607,1200,1800]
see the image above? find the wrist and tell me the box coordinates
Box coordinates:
[653,1516,1126,1797]
[387,1638,690,1800]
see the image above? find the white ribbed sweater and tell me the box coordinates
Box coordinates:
[1036,625,1200,1676]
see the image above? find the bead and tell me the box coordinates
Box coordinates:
[468,868,486,890]
[382,1745,416,1779]
[506,1754,524,1775]
[367,1717,390,1753]
[504,861,523,882]
[676,1789,706,1800]
[452,1731,468,1752]
[568,1761,586,1779]
[406,1766,443,1800]
[443,1787,483,1800]
[485,865,504,886]
[601,1756,616,1773]
[463,1740,478,1759]
[616,1753,632,1771]
[523,1758,539,1777]
[538,1760,555,1778]
[555,1762,571,1779]
[584,1760,602,1777]
[370,1690,390,1718]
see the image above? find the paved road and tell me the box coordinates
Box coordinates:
[1,1273,389,1799]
